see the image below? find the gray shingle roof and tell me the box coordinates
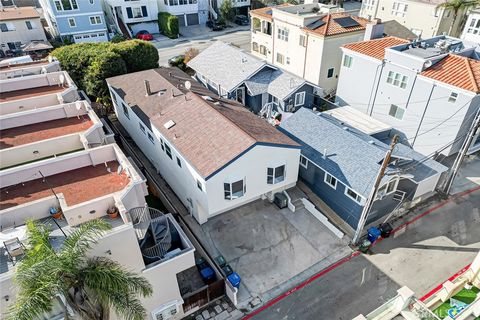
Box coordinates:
[187,41,266,93]
[279,108,448,197]
[188,41,312,99]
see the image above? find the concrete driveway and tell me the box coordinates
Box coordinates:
[201,199,351,308]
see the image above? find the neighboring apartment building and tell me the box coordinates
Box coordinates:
[359,0,466,38]
[103,0,159,35]
[250,3,380,95]
[0,6,48,54]
[188,41,320,120]
[0,0,40,8]
[39,0,109,43]
[279,107,447,232]
[336,35,480,157]
[0,57,60,79]
[0,69,204,320]
[107,67,301,224]
[461,9,480,45]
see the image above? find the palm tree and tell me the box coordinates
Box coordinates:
[7,219,153,320]
[437,0,480,36]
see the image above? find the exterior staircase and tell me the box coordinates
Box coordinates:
[284,187,307,212]
[116,16,132,39]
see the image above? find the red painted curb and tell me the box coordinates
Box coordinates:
[242,251,361,320]
[420,263,471,302]
[241,185,480,319]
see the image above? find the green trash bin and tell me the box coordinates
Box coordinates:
[359,239,372,253]
[215,255,226,267]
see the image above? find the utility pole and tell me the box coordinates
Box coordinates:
[441,111,480,196]
[352,135,399,245]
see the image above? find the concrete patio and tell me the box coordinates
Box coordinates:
[199,199,351,308]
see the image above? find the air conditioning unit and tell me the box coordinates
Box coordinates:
[151,302,180,320]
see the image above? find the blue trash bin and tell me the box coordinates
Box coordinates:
[200,267,214,282]
[367,227,382,243]
[227,272,241,289]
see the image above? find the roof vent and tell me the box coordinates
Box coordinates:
[343,127,349,131]
[368,140,375,145]
[164,120,176,129]
[144,80,151,96]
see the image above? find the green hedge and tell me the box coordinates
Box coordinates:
[51,40,159,103]
[158,12,179,39]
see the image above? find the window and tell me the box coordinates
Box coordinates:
[389,104,405,120]
[294,91,305,106]
[276,53,284,64]
[448,92,458,103]
[467,18,480,34]
[252,42,259,52]
[259,45,267,56]
[411,28,422,37]
[343,55,353,68]
[165,144,172,159]
[261,21,271,35]
[277,27,289,41]
[391,2,408,17]
[300,155,308,168]
[197,180,203,191]
[378,179,397,198]
[327,67,335,78]
[89,0,94,4]
[224,179,245,200]
[299,34,307,47]
[160,138,165,151]
[122,103,129,119]
[324,173,337,189]
[345,188,362,203]
[55,0,78,11]
[386,71,408,89]
[148,132,154,143]
[267,165,285,184]
[286,57,290,65]
[25,21,35,30]
[386,179,397,194]
[139,122,146,133]
[0,23,15,32]
[363,0,375,10]
[68,18,76,27]
[89,16,102,25]
[176,157,182,168]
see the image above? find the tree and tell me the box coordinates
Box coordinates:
[436,0,480,36]
[7,219,153,320]
[110,40,159,73]
[183,48,199,64]
[220,0,235,22]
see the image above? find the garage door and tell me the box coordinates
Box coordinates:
[186,13,199,26]
[176,15,186,27]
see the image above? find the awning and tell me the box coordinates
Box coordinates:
[21,41,53,52]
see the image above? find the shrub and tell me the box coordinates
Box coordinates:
[183,48,199,64]
[110,39,159,73]
[220,0,235,22]
[51,40,158,103]
[110,33,127,43]
[158,12,179,39]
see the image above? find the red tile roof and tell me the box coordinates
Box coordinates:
[342,36,410,60]
[249,3,292,20]
[421,54,480,93]
[304,13,370,37]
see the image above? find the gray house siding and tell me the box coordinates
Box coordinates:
[299,162,363,229]
[283,83,315,112]
[246,93,263,113]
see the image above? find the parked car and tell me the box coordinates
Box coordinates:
[234,15,249,26]
[206,19,225,31]
[136,30,153,41]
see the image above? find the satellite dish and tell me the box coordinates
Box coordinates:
[59,74,65,85]
[41,67,47,74]
[117,165,123,175]
[185,81,191,90]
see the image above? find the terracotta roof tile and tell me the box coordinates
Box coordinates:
[303,13,370,37]
[421,54,480,93]
[0,6,39,21]
[342,36,410,60]
[249,4,292,20]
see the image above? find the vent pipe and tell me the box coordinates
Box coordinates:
[144,80,151,96]
[323,148,327,159]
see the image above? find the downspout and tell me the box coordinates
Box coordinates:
[368,59,386,116]
[411,83,436,147]
[302,32,309,79]
[271,20,275,65]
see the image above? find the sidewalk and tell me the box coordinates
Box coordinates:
[152,24,250,49]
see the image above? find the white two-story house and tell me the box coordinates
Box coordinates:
[461,9,480,45]
[359,0,467,38]
[250,3,381,96]
[107,67,301,224]
[103,0,159,36]
[336,35,480,157]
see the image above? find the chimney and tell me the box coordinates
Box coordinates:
[144,80,151,96]
[364,18,384,41]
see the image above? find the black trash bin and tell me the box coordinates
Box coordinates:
[274,193,288,209]
[380,223,393,238]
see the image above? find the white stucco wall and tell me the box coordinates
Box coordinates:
[461,11,480,44]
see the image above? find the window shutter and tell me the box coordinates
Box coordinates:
[126,7,133,19]
[141,6,148,17]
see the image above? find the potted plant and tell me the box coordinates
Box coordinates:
[49,207,62,219]
[107,206,119,219]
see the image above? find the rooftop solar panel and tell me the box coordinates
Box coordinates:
[333,16,360,28]
[306,19,326,30]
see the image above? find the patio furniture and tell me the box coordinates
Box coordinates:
[3,237,25,264]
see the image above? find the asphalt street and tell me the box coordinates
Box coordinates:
[248,188,480,319]
[156,30,251,66]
